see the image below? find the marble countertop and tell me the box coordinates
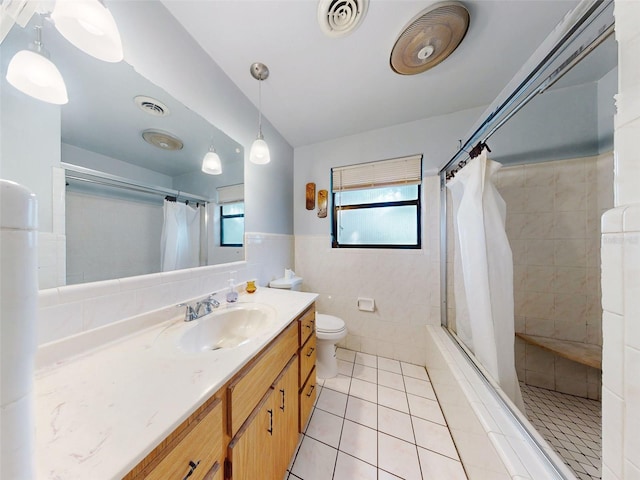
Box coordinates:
[35,287,317,480]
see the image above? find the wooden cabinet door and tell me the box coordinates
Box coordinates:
[273,356,300,476]
[227,388,277,480]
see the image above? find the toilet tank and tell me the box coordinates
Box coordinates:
[269,276,303,291]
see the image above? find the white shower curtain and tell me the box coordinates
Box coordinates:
[160,200,201,272]
[447,149,524,409]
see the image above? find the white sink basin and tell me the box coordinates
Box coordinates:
[176,303,277,353]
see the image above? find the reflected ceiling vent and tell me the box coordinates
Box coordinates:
[318,0,368,38]
[142,129,183,151]
[134,95,170,117]
[390,2,470,75]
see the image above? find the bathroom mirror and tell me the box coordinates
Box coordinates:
[442,22,616,480]
[2,18,245,286]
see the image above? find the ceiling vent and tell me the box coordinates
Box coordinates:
[134,96,170,117]
[318,0,368,38]
[141,129,183,151]
[390,2,470,75]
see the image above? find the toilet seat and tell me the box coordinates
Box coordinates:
[316,313,346,333]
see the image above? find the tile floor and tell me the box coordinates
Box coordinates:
[286,348,467,480]
[521,383,602,480]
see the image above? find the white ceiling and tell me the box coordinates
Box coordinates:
[162,0,580,148]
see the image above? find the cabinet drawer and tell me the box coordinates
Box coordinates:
[145,398,222,480]
[299,334,316,388]
[298,307,315,346]
[299,367,316,432]
[228,322,298,436]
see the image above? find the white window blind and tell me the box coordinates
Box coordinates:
[216,184,244,204]
[331,154,422,192]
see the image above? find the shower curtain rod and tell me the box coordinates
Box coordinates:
[62,162,209,205]
[439,0,613,178]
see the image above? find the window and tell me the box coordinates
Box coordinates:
[332,155,422,248]
[216,184,244,247]
[220,202,244,246]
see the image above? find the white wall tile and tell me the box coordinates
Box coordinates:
[603,311,625,397]
[602,387,624,478]
[602,233,625,315]
[624,231,640,351]
[624,346,640,468]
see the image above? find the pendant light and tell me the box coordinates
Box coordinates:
[5,24,68,105]
[249,62,270,165]
[202,146,222,175]
[51,0,123,63]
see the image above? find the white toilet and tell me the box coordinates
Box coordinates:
[269,274,348,379]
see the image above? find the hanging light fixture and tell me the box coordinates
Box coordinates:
[51,0,123,63]
[5,24,68,105]
[202,145,222,175]
[249,62,270,165]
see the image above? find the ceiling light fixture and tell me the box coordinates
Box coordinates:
[249,62,270,165]
[5,24,68,105]
[202,146,222,175]
[390,1,470,75]
[51,0,123,63]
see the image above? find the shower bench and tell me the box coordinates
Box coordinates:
[516,333,602,370]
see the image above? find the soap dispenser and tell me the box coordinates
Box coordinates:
[226,272,238,303]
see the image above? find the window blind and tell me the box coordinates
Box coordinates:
[216,184,244,204]
[331,154,423,192]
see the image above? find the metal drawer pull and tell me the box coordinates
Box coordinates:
[306,384,315,397]
[280,389,285,411]
[306,347,315,357]
[267,409,273,435]
[183,460,200,480]
[306,324,312,329]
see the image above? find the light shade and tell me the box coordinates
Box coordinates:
[52,0,123,63]
[249,137,271,165]
[202,151,222,175]
[6,50,68,105]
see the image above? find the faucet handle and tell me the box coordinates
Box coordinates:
[207,293,221,307]
[177,303,198,322]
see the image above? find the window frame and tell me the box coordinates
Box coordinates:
[220,203,244,247]
[331,185,422,249]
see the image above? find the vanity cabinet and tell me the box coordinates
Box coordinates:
[297,306,317,432]
[125,302,316,480]
[124,397,224,480]
[227,356,298,480]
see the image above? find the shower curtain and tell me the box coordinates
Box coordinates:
[160,200,201,272]
[447,149,524,409]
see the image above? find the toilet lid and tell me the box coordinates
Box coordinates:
[316,314,345,333]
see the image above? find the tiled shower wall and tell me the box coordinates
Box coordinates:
[496,153,614,400]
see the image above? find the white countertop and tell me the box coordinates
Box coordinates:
[35,288,317,480]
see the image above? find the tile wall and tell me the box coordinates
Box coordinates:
[294,177,441,365]
[496,154,613,400]
[601,2,640,478]
[37,233,293,345]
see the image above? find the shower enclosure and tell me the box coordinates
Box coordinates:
[438,1,615,478]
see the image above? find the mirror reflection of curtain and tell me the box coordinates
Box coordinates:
[160,200,201,272]
[447,149,524,409]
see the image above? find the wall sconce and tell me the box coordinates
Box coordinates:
[249,62,270,165]
[5,24,68,105]
[51,0,123,63]
[202,146,222,175]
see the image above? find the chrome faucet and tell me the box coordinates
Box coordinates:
[178,294,220,322]
[195,294,220,317]
[178,303,199,322]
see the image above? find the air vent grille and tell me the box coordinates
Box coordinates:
[318,0,368,38]
[134,95,170,117]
